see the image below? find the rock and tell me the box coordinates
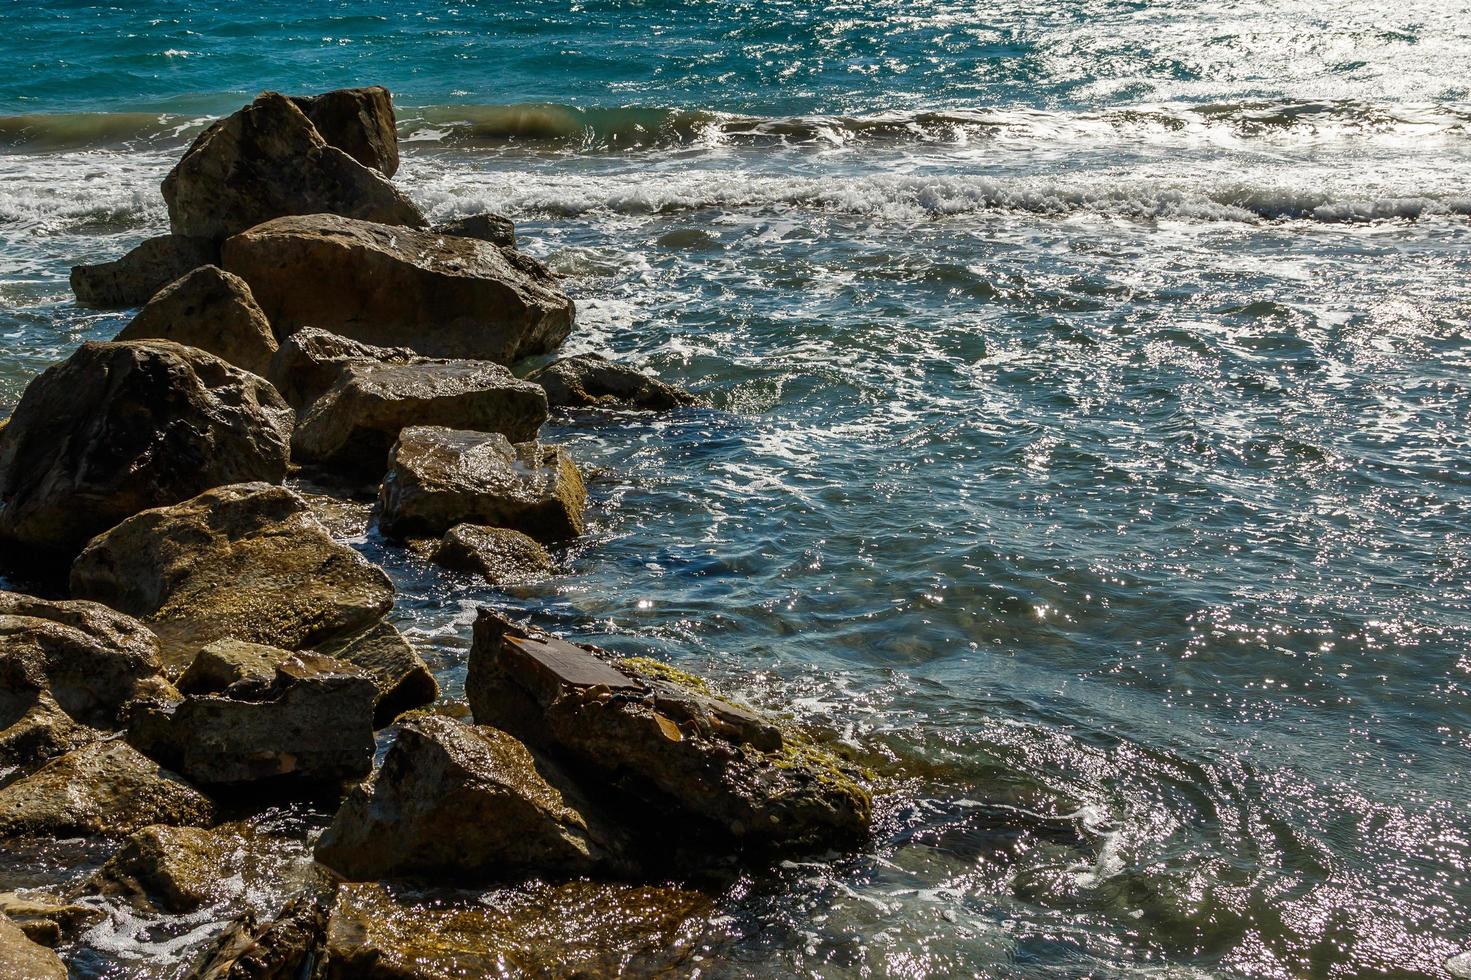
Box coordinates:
[311,621,436,728]
[294,485,377,539]
[467,612,872,855]
[314,715,623,882]
[162,92,424,242]
[176,639,289,697]
[0,739,215,838]
[433,212,514,248]
[291,360,548,474]
[91,824,242,913]
[114,265,278,376]
[378,427,586,543]
[70,234,218,309]
[0,913,66,979]
[0,892,103,947]
[222,214,573,363]
[0,695,100,778]
[0,341,293,567]
[190,888,331,980]
[431,524,554,585]
[528,353,700,411]
[289,86,400,177]
[71,483,394,669]
[322,880,711,979]
[267,326,417,410]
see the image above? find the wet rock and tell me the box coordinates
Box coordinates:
[91,824,243,913]
[0,891,103,947]
[0,695,101,779]
[69,234,218,309]
[191,888,331,980]
[0,739,215,838]
[162,92,424,242]
[311,621,437,728]
[0,341,293,566]
[0,913,66,979]
[294,485,376,539]
[467,612,872,855]
[222,213,573,363]
[128,652,377,793]
[291,360,548,474]
[70,483,394,669]
[289,85,400,177]
[267,326,417,410]
[529,353,701,411]
[431,524,554,585]
[378,427,586,543]
[433,212,515,248]
[114,265,278,376]
[314,715,623,882]
[176,639,289,697]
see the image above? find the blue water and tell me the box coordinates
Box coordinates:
[2,2,1471,977]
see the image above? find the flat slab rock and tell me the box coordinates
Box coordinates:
[69,234,217,309]
[114,265,278,377]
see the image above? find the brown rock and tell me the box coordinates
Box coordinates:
[91,824,242,913]
[528,352,700,411]
[176,639,289,696]
[0,892,103,947]
[266,326,417,410]
[69,234,218,309]
[433,212,514,248]
[0,695,100,776]
[289,86,400,177]
[431,524,554,585]
[190,888,331,980]
[0,913,65,979]
[311,621,437,728]
[115,265,278,376]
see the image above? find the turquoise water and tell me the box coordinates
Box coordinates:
[3,2,1471,977]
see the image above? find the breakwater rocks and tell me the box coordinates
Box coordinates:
[0,85,874,975]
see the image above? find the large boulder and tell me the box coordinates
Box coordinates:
[162,92,424,242]
[0,739,215,837]
[114,265,278,376]
[289,86,400,177]
[70,483,394,669]
[70,234,218,309]
[528,353,700,411]
[377,427,585,543]
[222,214,574,363]
[311,621,437,727]
[467,612,872,856]
[0,341,292,566]
[314,715,625,882]
[266,326,416,410]
[291,360,548,473]
[0,914,65,980]
[433,212,514,248]
[431,524,554,585]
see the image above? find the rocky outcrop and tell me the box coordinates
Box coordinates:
[433,212,515,248]
[222,214,574,363]
[129,651,377,793]
[91,824,242,913]
[0,914,66,979]
[311,621,437,727]
[529,353,700,411]
[0,739,215,837]
[315,715,624,882]
[70,234,217,309]
[378,427,586,542]
[431,524,555,585]
[266,326,416,410]
[467,612,872,855]
[289,86,399,177]
[114,265,278,376]
[291,360,548,473]
[162,93,424,242]
[70,483,394,668]
[0,341,293,565]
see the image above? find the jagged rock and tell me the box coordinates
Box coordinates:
[267,327,417,410]
[311,621,437,728]
[322,880,710,979]
[70,483,394,669]
[528,353,700,411]
[115,265,278,376]
[0,892,103,947]
[129,652,376,793]
[467,612,872,855]
[431,524,554,585]
[222,214,574,363]
[0,913,66,979]
[0,739,215,837]
[191,888,331,980]
[314,715,624,882]
[91,824,243,913]
[162,93,424,242]
[433,212,515,248]
[289,86,400,177]
[291,360,548,473]
[0,341,292,566]
[378,427,585,543]
[70,234,218,309]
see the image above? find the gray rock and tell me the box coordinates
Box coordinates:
[267,326,417,410]
[311,621,437,728]
[114,265,278,376]
[433,212,515,248]
[70,234,218,309]
[289,86,400,177]
[378,427,586,543]
[0,341,293,566]
[528,353,700,411]
[431,524,554,585]
[0,913,66,979]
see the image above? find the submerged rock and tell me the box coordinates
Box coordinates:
[0,341,293,565]
[190,887,331,980]
[433,211,515,248]
[377,427,586,543]
[291,359,548,473]
[162,92,424,242]
[69,234,218,309]
[314,715,624,882]
[91,824,243,913]
[266,326,417,410]
[311,621,437,728]
[114,265,278,376]
[431,524,555,585]
[222,213,574,363]
[289,85,400,177]
[529,353,701,411]
[0,913,66,979]
[0,739,215,838]
[69,483,394,669]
